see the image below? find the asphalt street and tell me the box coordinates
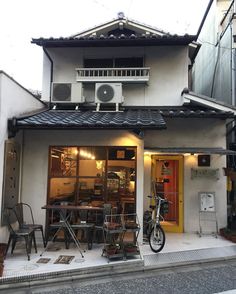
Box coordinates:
[2,260,236,294]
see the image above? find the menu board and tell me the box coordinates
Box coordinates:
[199,192,215,212]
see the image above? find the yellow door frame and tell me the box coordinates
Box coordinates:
[151,155,184,233]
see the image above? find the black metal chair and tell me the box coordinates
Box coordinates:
[13,202,46,247]
[46,202,73,249]
[93,204,112,243]
[3,207,37,261]
[70,209,95,250]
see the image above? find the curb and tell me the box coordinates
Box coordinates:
[2,254,236,290]
[0,259,144,290]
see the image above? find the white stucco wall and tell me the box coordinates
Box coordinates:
[19,117,228,241]
[0,71,45,242]
[144,118,227,232]
[42,45,188,106]
[20,129,144,242]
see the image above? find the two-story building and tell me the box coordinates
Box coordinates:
[4,14,236,243]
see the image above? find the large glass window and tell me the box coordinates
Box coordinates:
[48,146,136,212]
[50,147,77,177]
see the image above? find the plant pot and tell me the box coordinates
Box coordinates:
[219,228,236,242]
[231,235,236,243]
[106,248,117,255]
[105,244,118,255]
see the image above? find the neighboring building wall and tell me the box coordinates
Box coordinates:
[193,0,233,104]
[144,118,227,232]
[0,71,45,242]
[192,1,218,97]
[213,26,232,104]
[20,129,144,242]
[42,46,188,106]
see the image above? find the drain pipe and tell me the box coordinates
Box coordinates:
[195,0,214,40]
[43,47,53,109]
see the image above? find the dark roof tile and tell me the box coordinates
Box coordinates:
[15,109,166,130]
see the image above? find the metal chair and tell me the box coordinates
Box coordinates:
[3,207,37,260]
[93,204,112,243]
[70,209,95,250]
[46,202,73,249]
[13,202,46,247]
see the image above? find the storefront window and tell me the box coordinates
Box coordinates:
[107,148,136,213]
[48,177,76,204]
[48,146,136,211]
[50,147,77,177]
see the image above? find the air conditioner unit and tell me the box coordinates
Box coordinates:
[51,82,84,103]
[95,83,123,104]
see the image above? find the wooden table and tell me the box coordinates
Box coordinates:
[41,205,104,257]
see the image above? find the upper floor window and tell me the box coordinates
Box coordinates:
[84,57,143,68]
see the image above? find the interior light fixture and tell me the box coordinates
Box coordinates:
[80,149,95,160]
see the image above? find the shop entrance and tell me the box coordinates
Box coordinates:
[152,155,183,233]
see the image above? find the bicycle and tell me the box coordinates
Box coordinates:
[147,194,169,253]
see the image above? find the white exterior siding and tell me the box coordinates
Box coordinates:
[0,72,45,242]
[20,118,227,238]
[42,46,188,106]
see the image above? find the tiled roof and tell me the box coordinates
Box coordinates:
[13,109,166,130]
[10,106,234,135]
[159,107,234,118]
[32,33,196,47]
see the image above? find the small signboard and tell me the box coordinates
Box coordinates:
[199,192,215,212]
[191,168,219,180]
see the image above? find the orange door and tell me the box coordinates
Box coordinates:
[152,155,183,233]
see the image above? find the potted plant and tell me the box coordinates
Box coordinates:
[124,243,138,253]
[106,244,117,255]
[220,227,236,242]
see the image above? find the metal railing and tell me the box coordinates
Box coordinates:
[75,67,150,82]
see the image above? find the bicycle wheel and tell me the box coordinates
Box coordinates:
[148,225,165,253]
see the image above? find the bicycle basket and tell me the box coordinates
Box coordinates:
[160,200,169,215]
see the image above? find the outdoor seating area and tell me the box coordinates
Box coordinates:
[43,202,118,253]
[1,233,235,280]
[2,201,140,266]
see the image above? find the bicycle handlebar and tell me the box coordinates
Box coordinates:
[147,195,167,201]
[147,195,172,204]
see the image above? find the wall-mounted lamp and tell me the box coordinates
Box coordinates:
[198,154,210,167]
